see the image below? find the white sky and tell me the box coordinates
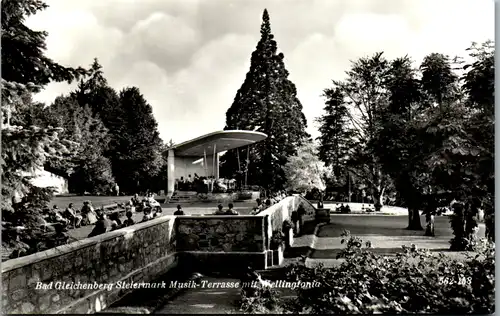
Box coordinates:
[27,0,494,144]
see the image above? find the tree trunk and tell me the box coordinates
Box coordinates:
[370,168,384,212]
[407,207,423,230]
[424,213,435,236]
[372,187,385,212]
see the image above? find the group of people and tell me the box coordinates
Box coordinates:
[176,174,230,193]
[250,196,284,215]
[268,191,287,204]
[87,193,165,238]
[44,201,101,229]
[87,210,136,238]
[176,174,200,191]
[213,203,239,215]
[129,193,163,223]
[336,204,352,213]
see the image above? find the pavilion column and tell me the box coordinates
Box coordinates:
[167,149,175,198]
[214,152,220,180]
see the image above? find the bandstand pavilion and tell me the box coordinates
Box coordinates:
[165,130,267,197]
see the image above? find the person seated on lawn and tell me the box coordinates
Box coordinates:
[43,223,70,249]
[250,199,264,215]
[265,199,272,209]
[345,205,351,213]
[214,204,225,215]
[88,213,111,238]
[174,205,185,216]
[125,200,136,213]
[122,211,135,227]
[147,194,161,212]
[109,212,122,227]
[138,200,150,213]
[81,201,97,226]
[64,203,82,228]
[141,207,154,222]
[131,193,141,206]
[52,205,69,225]
[225,203,239,215]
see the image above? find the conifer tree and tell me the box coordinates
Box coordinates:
[1,0,87,86]
[317,87,353,175]
[222,9,309,191]
[114,87,164,193]
[73,59,123,154]
[1,0,86,218]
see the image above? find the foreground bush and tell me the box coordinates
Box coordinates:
[240,230,495,314]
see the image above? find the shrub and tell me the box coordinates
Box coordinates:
[282,219,294,231]
[449,201,480,251]
[270,230,285,250]
[239,283,282,314]
[238,191,253,200]
[283,230,495,314]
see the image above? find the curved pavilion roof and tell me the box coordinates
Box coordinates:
[168,130,267,157]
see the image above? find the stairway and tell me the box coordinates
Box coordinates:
[167,191,200,204]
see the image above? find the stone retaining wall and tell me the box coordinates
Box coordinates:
[175,215,267,270]
[2,216,177,314]
[176,216,264,252]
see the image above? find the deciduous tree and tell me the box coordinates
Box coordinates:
[284,141,331,194]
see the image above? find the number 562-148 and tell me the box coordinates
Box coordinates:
[438,276,472,286]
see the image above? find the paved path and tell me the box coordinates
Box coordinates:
[154,278,241,314]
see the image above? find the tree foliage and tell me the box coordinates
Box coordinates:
[1,81,74,214]
[1,0,88,218]
[112,87,164,193]
[284,141,331,193]
[221,9,309,192]
[321,42,494,240]
[1,0,88,86]
[320,53,391,211]
[371,43,494,241]
[72,60,165,194]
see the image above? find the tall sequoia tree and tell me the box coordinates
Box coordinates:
[221,9,309,192]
